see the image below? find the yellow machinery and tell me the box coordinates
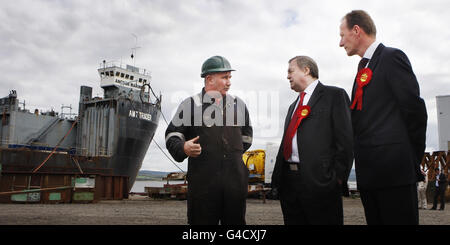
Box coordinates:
[242,143,280,200]
[242,149,266,183]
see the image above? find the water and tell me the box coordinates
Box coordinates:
[348,181,357,190]
[130,180,186,193]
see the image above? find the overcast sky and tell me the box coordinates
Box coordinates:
[1,0,449,172]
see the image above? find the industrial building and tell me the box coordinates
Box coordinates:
[436,95,450,151]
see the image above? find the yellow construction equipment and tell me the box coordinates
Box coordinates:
[242,143,279,186]
[242,149,266,183]
[242,143,279,200]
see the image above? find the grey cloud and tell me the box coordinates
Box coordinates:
[1,0,448,171]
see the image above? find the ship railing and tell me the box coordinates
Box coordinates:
[98,147,110,157]
[77,147,111,157]
[0,140,14,146]
[0,140,49,147]
[1,140,75,153]
[2,140,73,153]
[1,140,112,157]
[0,140,31,147]
[99,60,151,77]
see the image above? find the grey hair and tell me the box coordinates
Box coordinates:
[289,56,319,79]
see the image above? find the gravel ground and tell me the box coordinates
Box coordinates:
[0,196,448,225]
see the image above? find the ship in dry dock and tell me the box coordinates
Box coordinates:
[0,60,161,203]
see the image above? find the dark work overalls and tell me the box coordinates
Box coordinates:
[165,88,253,225]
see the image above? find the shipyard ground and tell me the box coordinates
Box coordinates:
[0,196,448,225]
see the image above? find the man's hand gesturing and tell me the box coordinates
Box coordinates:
[184,136,202,157]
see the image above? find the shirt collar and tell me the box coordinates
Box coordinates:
[363,40,380,60]
[303,79,319,96]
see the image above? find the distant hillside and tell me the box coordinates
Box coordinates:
[136,170,171,180]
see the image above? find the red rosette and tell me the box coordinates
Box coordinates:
[351,68,373,111]
[299,105,311,118]
[356,67,373,87]
[294,105,311,128]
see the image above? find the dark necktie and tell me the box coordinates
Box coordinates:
[283,92,306,161]
[358,58,370,72]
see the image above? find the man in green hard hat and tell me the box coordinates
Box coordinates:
[165,56,253,225]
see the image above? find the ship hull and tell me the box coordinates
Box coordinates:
[0,90,161,193]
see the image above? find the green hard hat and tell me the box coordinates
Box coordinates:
[201,56,235,78]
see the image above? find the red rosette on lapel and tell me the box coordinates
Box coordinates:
[295,105,311,128]
[299,105,311,118]
[350,68,373,110]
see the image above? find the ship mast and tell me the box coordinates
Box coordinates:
[131,33,141,68]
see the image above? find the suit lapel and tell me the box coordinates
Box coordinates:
[367,43,384,73]
[307,81,324,109]
[295,82,324,148]
[284,81,324,136]
[351,79,357,99]
[351,43,385,107]
[284,82,324,130]
[284,97,298,131]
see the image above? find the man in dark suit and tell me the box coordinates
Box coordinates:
[339,10,428,224]
[431,168,448,210]
[271,56,353,225]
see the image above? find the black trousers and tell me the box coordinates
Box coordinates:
[279,192,343,225]
[359,184,418,225]
[279,162,343,225]
[187,172,248,225]
[187,195,247,225]
[432,186,446,210]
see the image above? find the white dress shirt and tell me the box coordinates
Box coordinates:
[362,40,381,67]
[287,79,319,163]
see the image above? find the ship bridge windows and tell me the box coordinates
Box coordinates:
[101,70,113,76]
[110,71,136,81]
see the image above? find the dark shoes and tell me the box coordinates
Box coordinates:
[430,207,445,210]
